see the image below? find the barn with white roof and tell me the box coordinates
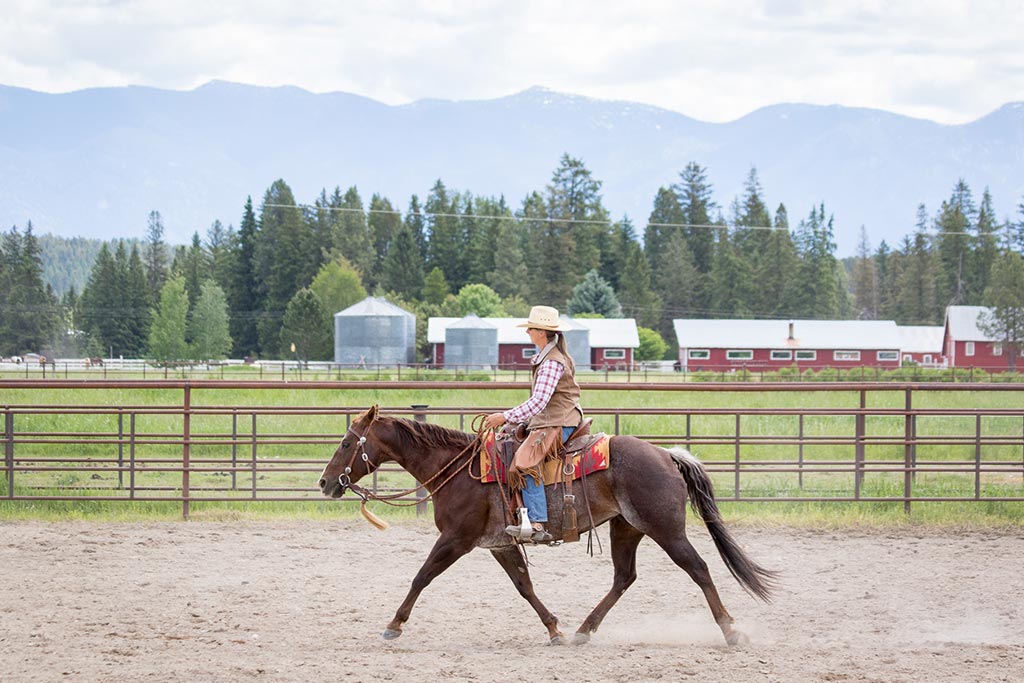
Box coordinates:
[672,318,902,371]
[427,316,640,370]
[942,305,1020,370]
[897,325,946,367]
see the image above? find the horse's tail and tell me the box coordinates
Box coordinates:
[666,447,777,602]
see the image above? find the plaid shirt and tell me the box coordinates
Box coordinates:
[503,359,565,424]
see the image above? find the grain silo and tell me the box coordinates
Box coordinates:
[334,297,416,365]
[561,316,592,371]
[444,314,498,369]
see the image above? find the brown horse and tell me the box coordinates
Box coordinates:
[318,406,775,646]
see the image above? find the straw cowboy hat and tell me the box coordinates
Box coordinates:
[517,305,569,332]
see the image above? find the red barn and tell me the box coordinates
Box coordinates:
[673,319,902,372]
[897,326,946,367]
[943,306,1023,371]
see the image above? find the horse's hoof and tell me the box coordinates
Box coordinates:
[549,633,567,646]
[382,628,402,640]
[726,630,750,647]
[572,632,591,645]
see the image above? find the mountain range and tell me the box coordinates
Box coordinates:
[1,81,1022,256]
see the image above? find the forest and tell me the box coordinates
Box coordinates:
[2,154,1024,362]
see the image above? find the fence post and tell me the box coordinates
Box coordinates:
[975,414,982,500]
[251,414,258,499]
[854,390,866,498]
[798,413,805,489]
[117,411,124,490]
[129,413,136,499]
[412,405,430,516]
[904,388,913,514]
[231,410,238,491]
[734,414,741,500]
[4,410,13,498]
[182,384,191,520]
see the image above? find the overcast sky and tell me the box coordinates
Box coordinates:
[1,0,1021,124]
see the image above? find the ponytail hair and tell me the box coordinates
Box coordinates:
[545,330,576,374]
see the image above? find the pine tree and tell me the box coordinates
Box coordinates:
[421,267,451,306]
[229,196,260,357]
[978,249,1024,369]
[970,188,1000,302]
[645,187,685,277]
[367,193,402,290]
[617,246,663,330]
[189,281,232,361]
[206,219,236,294]
[486,217,529,300]
[0,224,59,355]
[654,229,701,337]
[672,162,717,276]
[253,180,312,356]
[144,210,169,301]
[567,269,621,317]
[179,232,210,311]
[404,195,428,259]
[755,204,798,317]
[122,244,152,356]
[895,229,939,324]
[787,204,845,318]
[710,230,755,318]
[851,227,879,319]
[935,179,975,308]
[147,274,190,363]
[332,186,374,281]
[380,224,425,299]
[425,180,466,289]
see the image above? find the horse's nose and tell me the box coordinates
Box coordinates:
[318,477,327,491]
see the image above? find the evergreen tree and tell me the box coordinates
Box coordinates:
[279,288,331,362]
[875,239,901,321]
[332,186,374,281]
[122,244,152,357]
[425,180,466,289]
[978,249,1024,369]
[645,187,685,276]
[545,154,607,283]
[895,229,939,324]
[404,194,428,259]
[935,179,975,308]
[787,204,844,318]
[143,210,169,301]
[380,224,425,299]
[599,217,638,292]
[179,232,210,311]
[970,188,1000,302]
[367,193,402,290]
[229,196,260,357]
[189,280,232,361]
[253,180,312,356]
[486,216,529,300]
[567,269,621,317]
[654,230,701,338]
[206,219,236,294]
[851,227,879,319]
[147,274,190,363]
[0,224,59,354]
[421,267,451,306]
[710,230,755,317]
[732,168,773,262]
[617,245,663,330]
[756,204,798,317]
[78,243,121,356]
[672,162,717,276]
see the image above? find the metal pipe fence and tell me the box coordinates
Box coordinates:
[2,380,1024,518]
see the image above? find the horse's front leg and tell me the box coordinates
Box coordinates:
[383,533,473,640]
[490,546,565,645]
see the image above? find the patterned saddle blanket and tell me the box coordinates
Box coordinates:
[478,431,611,485]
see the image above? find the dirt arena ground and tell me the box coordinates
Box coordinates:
[2,518,1022,683]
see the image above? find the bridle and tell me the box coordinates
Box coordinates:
[335,417,380,501]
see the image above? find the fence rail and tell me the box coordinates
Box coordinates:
[2,380,1024,517]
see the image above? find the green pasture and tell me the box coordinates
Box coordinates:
[1,383,1023,525]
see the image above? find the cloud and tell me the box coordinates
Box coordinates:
[0,0,1021,123]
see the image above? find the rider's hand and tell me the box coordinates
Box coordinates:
[483,412,507,431]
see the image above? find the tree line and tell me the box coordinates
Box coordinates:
[3,154,1024,363]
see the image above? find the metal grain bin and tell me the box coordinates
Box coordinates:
[444,314,498,369]
[334,297,417,366]
[561,316,592,371]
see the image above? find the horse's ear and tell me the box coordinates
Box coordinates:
[366,404,379,421]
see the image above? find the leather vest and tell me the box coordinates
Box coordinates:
[528,344,583,429]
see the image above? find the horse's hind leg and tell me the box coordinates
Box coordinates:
[490,546,565,645]
[649,531,747,646]
[573,516,645,644]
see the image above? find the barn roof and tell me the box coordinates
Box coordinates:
[672,319,901,350]
[897,326,944,353]
[427,316,639,347]
[944,306,995,341]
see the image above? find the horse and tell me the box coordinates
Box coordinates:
[318,405,776,646]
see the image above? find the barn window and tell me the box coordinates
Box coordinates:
[877,351,898,361]
[688,349,710,360]
[993,344,1003,356]
[604,349,626,359]
[522,348,537,358]
[771,350,792,361]
[726,350,753,360]
[833,350,861,361]
[795,350,817,361]
[965,342,975,356]
[923,354,933,364]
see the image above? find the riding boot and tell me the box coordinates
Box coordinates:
[505,507,532,539]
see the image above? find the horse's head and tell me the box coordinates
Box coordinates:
[318,405,389,498]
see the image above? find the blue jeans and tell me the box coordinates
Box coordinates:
[521,426,575,523]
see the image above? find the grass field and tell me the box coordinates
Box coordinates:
[2,381,1023,525]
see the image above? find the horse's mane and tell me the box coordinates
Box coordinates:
[389,417,475,453]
